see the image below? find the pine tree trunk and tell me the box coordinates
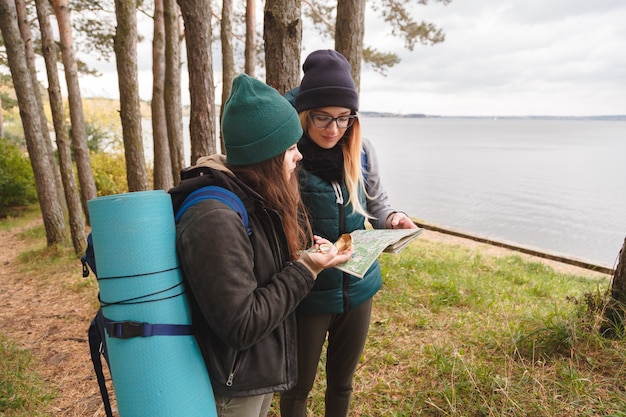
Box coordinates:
[263,0,301,94]
[164,0,185,176]
[36,0,87,254]
[220,0,235,154]
[52,0,98,215]
[245,0,255,77]
[114,0,149,192]
[152,0,174,190]
[0,0,67,245]
[335,0,366,93]
[15,0,66,213]
[178,0,217,164]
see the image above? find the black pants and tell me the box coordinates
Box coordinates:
[280,298,373,417]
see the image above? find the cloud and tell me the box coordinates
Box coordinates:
[76,0,626,116]
[356,0,626,115]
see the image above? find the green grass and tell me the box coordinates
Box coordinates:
[0,205,40,231]
[270,239,624,416]
[0,335,54,416]
[1,211,624,416]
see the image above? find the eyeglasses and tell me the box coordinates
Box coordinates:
[309,113,358,129]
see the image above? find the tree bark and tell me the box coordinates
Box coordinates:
[0,0,67,245]
[263,0,302,94]
[36,0,86,254]
[245,0,255,76]
[335,0,365,93]
[220,0,235,154]
[602,238,626,338]
[152,0,174,190]
[164,0,185,177]
[177,0,217,164]
[15,0,66,212]
[114,0,149,192]
[52,0,98,215]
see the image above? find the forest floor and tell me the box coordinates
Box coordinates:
[0,218,111,416]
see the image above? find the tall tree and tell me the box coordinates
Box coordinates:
[335,0,365,92]
[0,0,67,245]
[263,0,302,94]
[36,0,86,254]
[52,0,98,214]
[177,0,217,164]
[113,0,149,191]
[151,0,174,190]
[220,0,235,154]
[164,0,185,177]
[15,0,66,211]
[245,0,255,76]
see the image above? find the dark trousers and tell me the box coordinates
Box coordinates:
[280,297,373,417]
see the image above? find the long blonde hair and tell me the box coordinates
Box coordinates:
[228,154,312,260]
[300,110,369,217]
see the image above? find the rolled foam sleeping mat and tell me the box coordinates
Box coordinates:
[88,190,217,417]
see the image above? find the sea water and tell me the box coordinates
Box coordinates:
[360,117,626,268]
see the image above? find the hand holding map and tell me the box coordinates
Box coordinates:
[334,228,423,278]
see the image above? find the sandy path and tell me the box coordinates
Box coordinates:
[0,219,112,416]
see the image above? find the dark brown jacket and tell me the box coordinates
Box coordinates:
[170,155,314,397]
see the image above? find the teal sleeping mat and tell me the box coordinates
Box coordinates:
[88,190,217,417]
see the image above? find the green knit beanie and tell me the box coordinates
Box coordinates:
[222,74,303,166]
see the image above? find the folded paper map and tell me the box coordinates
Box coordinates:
[335,228,423,278]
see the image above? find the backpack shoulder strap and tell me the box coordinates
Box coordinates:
[174,185,251,236]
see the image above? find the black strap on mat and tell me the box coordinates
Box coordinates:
[88,312,194,417]
[104,318,193,339]
[88,311,114,417]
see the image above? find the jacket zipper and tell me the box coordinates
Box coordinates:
[332,181,344,206]
[226,351,241,387]
[332,181,350,311]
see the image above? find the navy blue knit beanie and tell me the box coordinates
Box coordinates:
[222,74,303,166]
[295,50,359,112]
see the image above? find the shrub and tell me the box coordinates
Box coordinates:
[90,151,128,196]
[0,137,37,217]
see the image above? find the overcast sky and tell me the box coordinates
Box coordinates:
[79,0,626,117]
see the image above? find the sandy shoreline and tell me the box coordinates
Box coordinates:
[419,227,613,279]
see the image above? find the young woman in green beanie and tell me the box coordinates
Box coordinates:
[170,74,353,417]
[280,50,418,417]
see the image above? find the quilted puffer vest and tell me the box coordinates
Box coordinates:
[297,170,382,315]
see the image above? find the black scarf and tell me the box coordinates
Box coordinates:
[298,134,344,183]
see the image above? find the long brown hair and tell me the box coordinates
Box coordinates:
[228,153,312,260]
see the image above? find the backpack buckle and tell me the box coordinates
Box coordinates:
[106,321,146,339]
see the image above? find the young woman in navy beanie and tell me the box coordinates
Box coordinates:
[170,74,353,417]
[281,50,418,417]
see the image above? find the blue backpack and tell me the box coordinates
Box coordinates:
[82,185,250,417]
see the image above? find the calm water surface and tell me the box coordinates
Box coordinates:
[360,117,626,268]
